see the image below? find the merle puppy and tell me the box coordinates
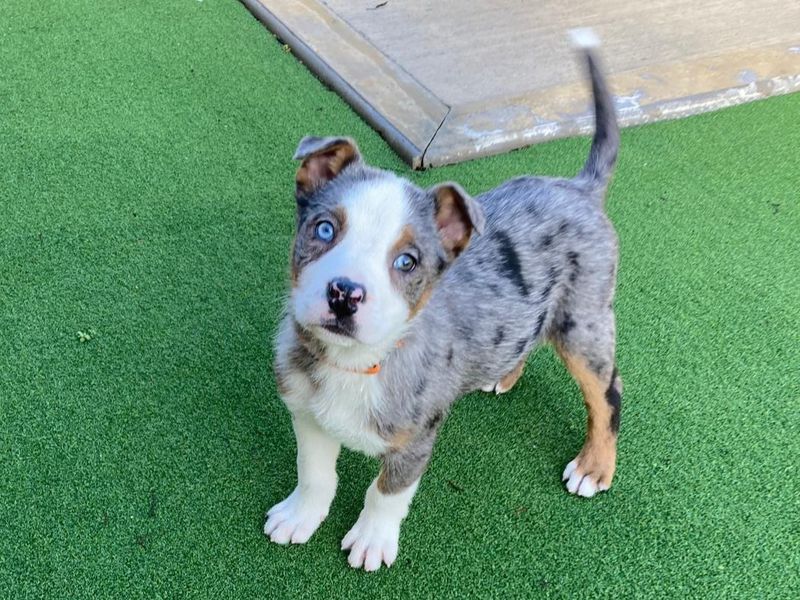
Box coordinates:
[265,30,622,571]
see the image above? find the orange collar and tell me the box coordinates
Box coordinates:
[324,339,404,376]
[332,362,382,376]
[322,358,381,376]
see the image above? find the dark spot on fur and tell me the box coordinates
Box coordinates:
[558,221,569,234]
[493,327,505,346]
[283,339,321,392]
[410,403,423,423]
[494,231,530,296]
[567,251,580,283]
[558,313,576,336]
[488,283,499,294]
[606,367,622,434]
[589,359,607,374]
[456,321,474,339]
[425,411,443,430]
[436,256,447,274]
[539,265,560,302]
[414,375,428,396]
[289,345,316,372]
[515,338,527,355]
[446,346,454,366]
[533,310,547,337]
[540,234,554,249]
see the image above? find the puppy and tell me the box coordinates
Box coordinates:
[265,29,622,571]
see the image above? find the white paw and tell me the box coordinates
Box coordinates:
[341,512,401,572]
[494,379,516,395]
[562,459,610,498]
[481,382,513,395]
[263,488,329,544]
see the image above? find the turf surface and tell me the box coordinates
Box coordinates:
[2,1,799,598]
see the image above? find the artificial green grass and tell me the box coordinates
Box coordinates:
[2,1,799,597]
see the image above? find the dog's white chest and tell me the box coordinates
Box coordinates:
[306,369,388,456]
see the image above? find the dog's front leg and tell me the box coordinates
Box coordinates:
[342,440,433,571]
[264,412,341,544]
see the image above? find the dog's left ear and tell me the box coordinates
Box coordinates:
[293,136,361,198]
[431,182,485,259]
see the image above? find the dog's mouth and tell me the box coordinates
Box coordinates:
[311,318,357,346]
[321,320,353,336]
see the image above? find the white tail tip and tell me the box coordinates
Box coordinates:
[569,27,601,49]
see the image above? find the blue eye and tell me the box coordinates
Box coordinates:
[315,220,335,242]
[393,253,417,273]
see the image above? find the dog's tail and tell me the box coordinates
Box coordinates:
[570,28,619,195]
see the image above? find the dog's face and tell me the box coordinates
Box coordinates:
[289,136,484,350]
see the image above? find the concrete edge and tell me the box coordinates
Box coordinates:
[424,43,800,167]
[426,76,800,167]
[239,0,447,169]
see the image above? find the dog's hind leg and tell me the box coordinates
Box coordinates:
[551,308,621,497]
[481,355,528,395]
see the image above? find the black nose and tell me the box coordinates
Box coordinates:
[327,277,367,318]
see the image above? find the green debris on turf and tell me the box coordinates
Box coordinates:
[77,330,97,343]
[1,1,798,598]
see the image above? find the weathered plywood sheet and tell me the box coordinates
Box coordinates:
[243,0,800,167]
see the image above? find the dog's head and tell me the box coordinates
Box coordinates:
[289,136,484,351]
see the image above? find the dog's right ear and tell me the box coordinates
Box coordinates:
[293,136,361,198]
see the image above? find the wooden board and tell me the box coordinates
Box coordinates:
[242,0,800,167]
